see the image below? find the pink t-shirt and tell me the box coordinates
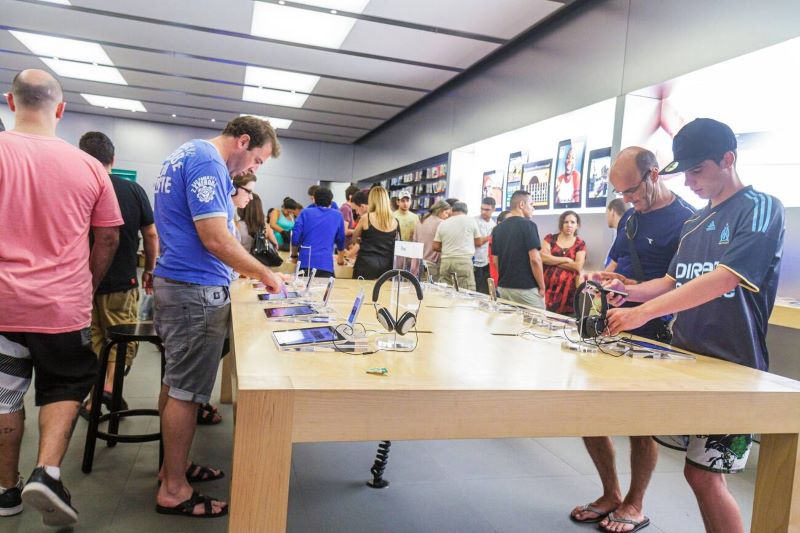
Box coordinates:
[0,131,123,333]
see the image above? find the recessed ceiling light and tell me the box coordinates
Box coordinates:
[211,118,216,122]
[242,66,319,108]
[41,0,71,4]
[250,1,370,49]
[239,114,293,130]
[10,31,127,85]
[171,113,177,117]
[81,93,146,112]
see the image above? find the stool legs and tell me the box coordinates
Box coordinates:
[107,341,128,447]
[82,339,114,473]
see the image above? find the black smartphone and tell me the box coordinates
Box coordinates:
[264,305,316,318]
[601,286,628,298]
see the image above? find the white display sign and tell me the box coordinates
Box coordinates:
[394,241,423,259]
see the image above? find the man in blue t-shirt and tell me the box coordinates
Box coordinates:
[571,147,694,529]
[153,116,285,518]
[291,187,345,277]
[604,118,784,533]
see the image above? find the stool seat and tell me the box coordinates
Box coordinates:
[107,322,160,343]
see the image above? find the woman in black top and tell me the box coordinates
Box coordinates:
[347,186,399,279]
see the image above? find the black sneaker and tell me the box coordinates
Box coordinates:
[0,476,23,517]
[21,467,78,527]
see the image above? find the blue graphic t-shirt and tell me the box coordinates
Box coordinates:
[667,186,784,371]
[153,140,235,286]
[609,196,695,281]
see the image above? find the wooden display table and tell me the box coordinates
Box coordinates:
[770,297,800,330]
[228,278,800,533]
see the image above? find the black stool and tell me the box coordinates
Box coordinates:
[82,323,165,474]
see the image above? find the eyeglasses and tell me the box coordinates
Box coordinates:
[617,168,653,196]
[234,186,254,199]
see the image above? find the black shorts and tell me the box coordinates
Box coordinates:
[0,328,98,407]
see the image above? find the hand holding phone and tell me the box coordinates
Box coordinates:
[600,280,628,306]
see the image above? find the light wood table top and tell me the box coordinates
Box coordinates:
[228,278,800,533]
[770,297,800,330]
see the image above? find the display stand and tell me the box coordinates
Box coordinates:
[376,243,423,350]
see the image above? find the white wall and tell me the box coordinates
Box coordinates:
[0,106,355,210]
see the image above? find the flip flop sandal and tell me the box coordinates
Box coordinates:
[598,513,650,532]
[196,405,222,425]
[570,503,615,524]
[155,491,228,518]
[185,462,225,483]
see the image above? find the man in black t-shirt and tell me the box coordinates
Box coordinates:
[79,132,157,412]
[490,190,545,308]
[604,119,784,533]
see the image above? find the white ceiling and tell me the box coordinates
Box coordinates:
[0,0,573,143]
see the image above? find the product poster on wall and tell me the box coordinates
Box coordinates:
[553,138,586,209]
[522,159,552,208]
[503,151,524,210]
[482,170,502,210]
[585,147,611,208]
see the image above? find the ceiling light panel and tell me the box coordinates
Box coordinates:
[41,58,127,85]
[242,66,319,107]
[250,1,370,49]
[10,30,127,85]
[240,114,293,129]
[81,93,146,112]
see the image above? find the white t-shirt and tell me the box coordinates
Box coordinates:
[434,214,479,260]
[473,216,496,267]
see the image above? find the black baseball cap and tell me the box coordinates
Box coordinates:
[659,118,737,175]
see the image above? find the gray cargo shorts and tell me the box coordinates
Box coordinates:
[153,277,230,405]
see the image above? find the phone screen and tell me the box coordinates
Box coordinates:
[321,277,335,306]
[305,268,317,291]
[273,326,342,346]
[258,292,300,301]
[264,305,316,318]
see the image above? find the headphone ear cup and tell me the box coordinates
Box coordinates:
[376,307,395,332]
[395,312,416,336]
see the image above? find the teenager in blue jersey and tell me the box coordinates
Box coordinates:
[604,118,784,533]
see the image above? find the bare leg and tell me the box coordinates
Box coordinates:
[571,436,622,521]
[684,464,744,533]
[37,401,79,467]
[156,389,225,515]
[0,411,24,487]
[599,436,657,531]
[104,362,116,393]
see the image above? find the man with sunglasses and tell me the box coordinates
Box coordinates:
[570,146,694,532]
[603,118,784,533]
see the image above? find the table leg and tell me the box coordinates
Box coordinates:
[220,354,233,404]
[752,433,800,532]
[228,390,294,533]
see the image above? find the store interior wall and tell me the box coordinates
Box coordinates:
[0,105,355,210]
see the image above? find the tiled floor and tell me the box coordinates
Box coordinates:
[4,341,757,532]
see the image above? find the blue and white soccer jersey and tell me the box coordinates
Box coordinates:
[0,335,32,414]
[668,186,784,371]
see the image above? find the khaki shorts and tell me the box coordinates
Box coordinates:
[91,289,140,366]
[439,257,476,291]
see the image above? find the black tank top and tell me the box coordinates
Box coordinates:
[353,216,397,280]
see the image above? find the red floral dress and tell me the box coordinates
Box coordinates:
[543,234,586,315]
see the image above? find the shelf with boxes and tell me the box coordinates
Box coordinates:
[357,153,449,215]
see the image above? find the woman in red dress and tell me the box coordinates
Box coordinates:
[541,211,586,315]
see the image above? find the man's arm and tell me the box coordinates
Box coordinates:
[605,259,618,273]
[195,217,283,292]
[140,223,158,295]
[90,226,120,293]
[473,237,483,247]
[432,241,442,253]
[528,248,545,296]
[607,268,738,335]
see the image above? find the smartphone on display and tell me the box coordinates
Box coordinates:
[264,305,317,318]
[621,338,680,353]
[451,272,460,292]
[487,278,497,301]
[601,286,628,298]
[258,291,300,301]
[347,289,365,327]
[272,326,346,347]
[320,277,335,306]
[304,268,317,294]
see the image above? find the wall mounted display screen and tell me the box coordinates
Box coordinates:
[504,151,524,210]
[585,147,611,208]
[482,170,502,210]
[522,159,553,209]
[553,138,586,209]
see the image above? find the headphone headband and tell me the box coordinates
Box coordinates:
[372,269,424,302]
